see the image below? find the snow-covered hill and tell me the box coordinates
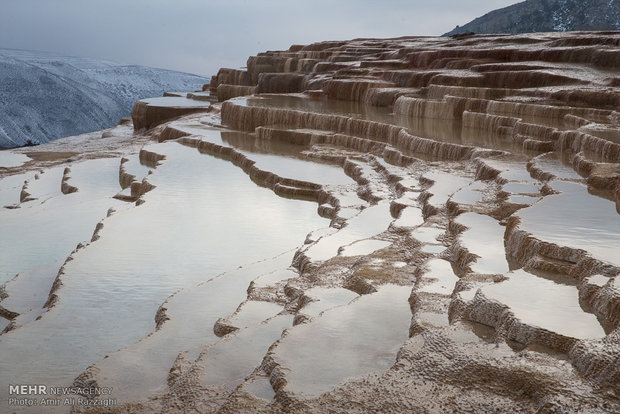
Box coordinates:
[0,49,208,148]
[444,0,620,36]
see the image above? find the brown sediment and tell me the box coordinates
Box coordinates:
[22,151,79,162]
[61,167,78,194]
[578,276,620,331]
[217,84,257,102]
[0,305,19,321]
[131,100,212,130]
[139,148,166,168]
[118,158,135,189]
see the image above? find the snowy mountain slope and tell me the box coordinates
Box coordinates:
[444,0,620,36]
[0,49,208,148]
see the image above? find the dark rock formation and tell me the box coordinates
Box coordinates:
[444,0,620,36]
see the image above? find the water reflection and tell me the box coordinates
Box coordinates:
[0,142,327,401]
[481,269,605,339]
[517,180,620,266]
[273,284,411,397]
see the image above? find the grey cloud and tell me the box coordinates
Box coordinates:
[0,0,518,76]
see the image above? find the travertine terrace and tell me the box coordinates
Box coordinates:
[0,32,619,413]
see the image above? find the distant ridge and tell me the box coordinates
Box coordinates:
[444,0,620,36]
[0,49,208,148]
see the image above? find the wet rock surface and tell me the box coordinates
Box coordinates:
[0,32,619,413]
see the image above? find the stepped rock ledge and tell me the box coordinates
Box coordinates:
[1,31,619,413]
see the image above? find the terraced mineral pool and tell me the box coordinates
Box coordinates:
[240,96,534,156]
[0,261,63,326]
[460,125,527,154]
[420,244,446,254]
[455,212,510,274]
[0,158,124,284]
[79,253,297,403]
[478,159,534,182]
[244,376,276,400]
[237,150,356,187]
[221,131,310,157]
[0,171,34,207]
[450,181,486,205]
[272,284,412,397]
[392,206,424,228]
[502,182,542,194]
[0,142,327,401]
[410,226,444,244]
[481,269,606,339]
[508,194,541,205]
[299,287,359,317]
[21,166,64,201]
[339,239,392,257]
[418,258,459,295]
[120,154,151,183]
[228,300,284,328]
[517,180,620,267]
[423,171,473,208]
[528,154,583,180]
[302,201,394,262]
[252,268,299,287]
[200,314,294,387]
[0,150,30,168]
[400,115,531,155]
[168,121,228,143]
[140,96,211,108]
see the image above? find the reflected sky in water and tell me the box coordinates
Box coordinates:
[1,0,519,75]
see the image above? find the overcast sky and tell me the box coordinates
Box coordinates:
[0,0,519,76]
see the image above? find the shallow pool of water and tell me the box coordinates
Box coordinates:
[450,181,486,205]
[273,284,412,397]
[340,239,392,257]
[502,182,542,195]
[229,301,283,328]
[201,314,293,387]
[0,150,30,168]
[76,252,297,403]
[517,180,620,267]
[481,269,605,339]
[0,142,327,401]
[529,154,582,180]
[410,226,444,244]
[423,171,472,208]
[243,376,276,401]
[141,96,211,108]
[300,287,359,317]
[238,150,355,187]
[418,258,459,295]
[303,202,394,262]
[393,206,424,228]
[22,166,64,202]
[0,159,124,285]
[0,171,34,207]
[455,213,510,274]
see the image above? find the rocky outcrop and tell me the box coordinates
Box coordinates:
[131,98,211,130]
[445,0,620,36]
